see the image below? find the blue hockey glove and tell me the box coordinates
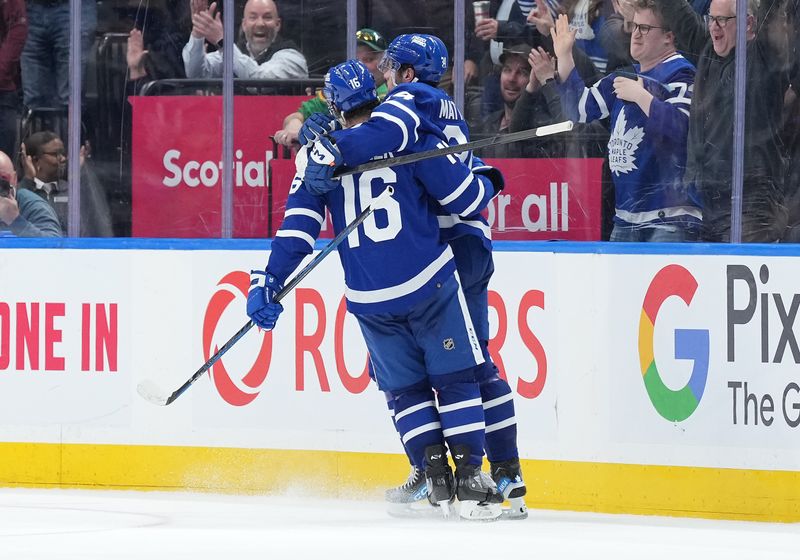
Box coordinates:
[304,136,343,196]
[298,112,342,146]
[247,270,284,330]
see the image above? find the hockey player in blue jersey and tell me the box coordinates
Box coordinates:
[247,59,504,520]
[552,5,700,242]
[298,34,527,520]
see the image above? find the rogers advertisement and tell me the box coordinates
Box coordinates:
[131,96,603,239]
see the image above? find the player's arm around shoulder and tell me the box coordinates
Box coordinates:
[332,86,425,164]
[413,138,502,217]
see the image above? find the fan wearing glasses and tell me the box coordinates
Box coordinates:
[552,2,700,242]
[17,131,113,237]
[657,0,786,242]
[0,150,62,238]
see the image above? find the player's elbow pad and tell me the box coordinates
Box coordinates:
[473,166,505,197]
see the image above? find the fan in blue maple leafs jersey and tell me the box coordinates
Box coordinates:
[298,33,528,520]
[248,59,505,520]
[552,10,700,242]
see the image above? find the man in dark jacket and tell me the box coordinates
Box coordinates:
[658,0,787,242]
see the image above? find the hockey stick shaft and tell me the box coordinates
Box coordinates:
[334,120,573,177]
[141,186,395,406]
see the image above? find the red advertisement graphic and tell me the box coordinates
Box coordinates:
[131,95,305,238]
[132,96,602,239]
[203,271,273,406]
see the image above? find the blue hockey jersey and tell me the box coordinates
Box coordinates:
[334,82,471,164]
[267,127,494,315]
[559,53,701,230]
[331,82,494,247]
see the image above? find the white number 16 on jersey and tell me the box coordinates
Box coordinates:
[342,168,402,248]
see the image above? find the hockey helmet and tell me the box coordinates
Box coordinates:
[378,33,448,84]
[323,59,379,123]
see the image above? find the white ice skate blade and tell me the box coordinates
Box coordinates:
[386,501,440,519]
[500,504,529,520]
[457,500,502,521]
[437,500,455,519]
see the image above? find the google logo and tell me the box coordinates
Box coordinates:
[638,265,710,422]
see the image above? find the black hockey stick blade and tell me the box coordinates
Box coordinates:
[334,120,574,178]
[137,186,395,406]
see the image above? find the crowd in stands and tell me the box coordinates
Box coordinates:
[1,0,799,243]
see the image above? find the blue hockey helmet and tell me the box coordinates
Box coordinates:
[378,33,448,84]
[323,59,379,123]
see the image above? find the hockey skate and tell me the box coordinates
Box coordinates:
[385,466,437,518]
[491,458,528,520]
[451,445,503,521]
[423,444,456,519]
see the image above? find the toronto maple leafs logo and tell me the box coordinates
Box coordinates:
[608,109,644,176]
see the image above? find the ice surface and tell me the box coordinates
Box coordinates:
[0,488,798,559]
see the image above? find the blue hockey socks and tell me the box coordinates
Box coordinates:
[432,372,486,467]
[392,384,444,469]
[479,374,519,463]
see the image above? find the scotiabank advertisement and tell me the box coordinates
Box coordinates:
[131,96,304,238]
[131,96,603,240]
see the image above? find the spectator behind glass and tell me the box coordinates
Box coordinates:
[474,44,532,157]
[0,150,61,237]
[600,0,636,73]
[554,6,700,242]
[657,0,788,242]
[0,0,26,160]
[274,28,387,148]
[125,0,193,89]
[526,0,612,74]
[467,0,532,80]
[18,131,112,237]
[562,0,612,74]
[507,46,570,157]
[20,0,96,112]
[467,0,532,116]
[779,1,800,241]
[183,0,308,79]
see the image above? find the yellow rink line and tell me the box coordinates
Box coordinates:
[1,442,799,522]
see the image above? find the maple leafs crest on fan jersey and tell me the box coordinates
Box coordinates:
[559,53,702,230]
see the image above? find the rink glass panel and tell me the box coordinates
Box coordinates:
[36,0,799,241]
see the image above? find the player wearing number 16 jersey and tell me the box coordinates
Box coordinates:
[299,34,527,519]
[248,59,505,519]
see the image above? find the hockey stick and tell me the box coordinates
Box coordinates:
[137,186,395,406]
[334,120,573,178]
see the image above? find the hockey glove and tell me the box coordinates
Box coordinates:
[247,270,284,330]
[304,136,343,196]
[473,165,505,197]
[298,112,342,146]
